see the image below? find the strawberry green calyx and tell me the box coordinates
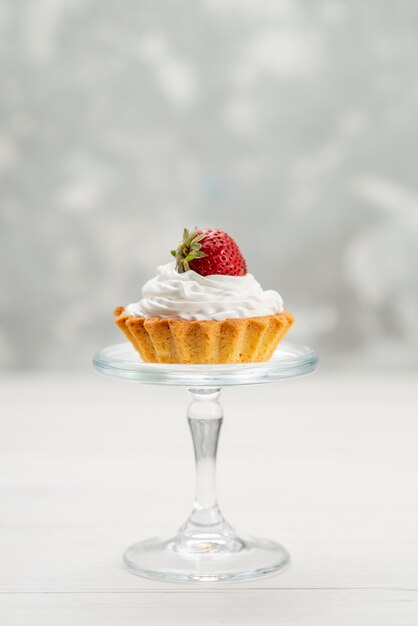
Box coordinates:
[171,227,208,273]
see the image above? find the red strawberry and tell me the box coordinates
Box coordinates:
[171,228,247,276]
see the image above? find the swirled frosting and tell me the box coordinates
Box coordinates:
[124,262,284,321]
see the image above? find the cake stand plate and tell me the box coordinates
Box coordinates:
[93,340,318,583]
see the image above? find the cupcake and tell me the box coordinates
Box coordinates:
[114,228,294,364]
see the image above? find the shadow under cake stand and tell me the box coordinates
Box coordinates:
[93,340,318,583]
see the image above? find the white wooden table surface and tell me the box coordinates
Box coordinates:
[0,371,417,624]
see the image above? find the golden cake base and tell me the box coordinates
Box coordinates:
[114,306,294,364]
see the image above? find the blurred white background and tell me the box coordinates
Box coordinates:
[1,0,417,369]
[1,5,418,623]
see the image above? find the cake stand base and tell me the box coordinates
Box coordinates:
[123,535,289,583]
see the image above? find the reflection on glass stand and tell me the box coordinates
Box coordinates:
[93,341,318,583]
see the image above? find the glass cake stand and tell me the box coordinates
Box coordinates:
[93,340,318,583]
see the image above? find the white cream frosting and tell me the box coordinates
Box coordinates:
[125,262,284,321]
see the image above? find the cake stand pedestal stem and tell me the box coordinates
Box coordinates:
[176,388,238,554]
